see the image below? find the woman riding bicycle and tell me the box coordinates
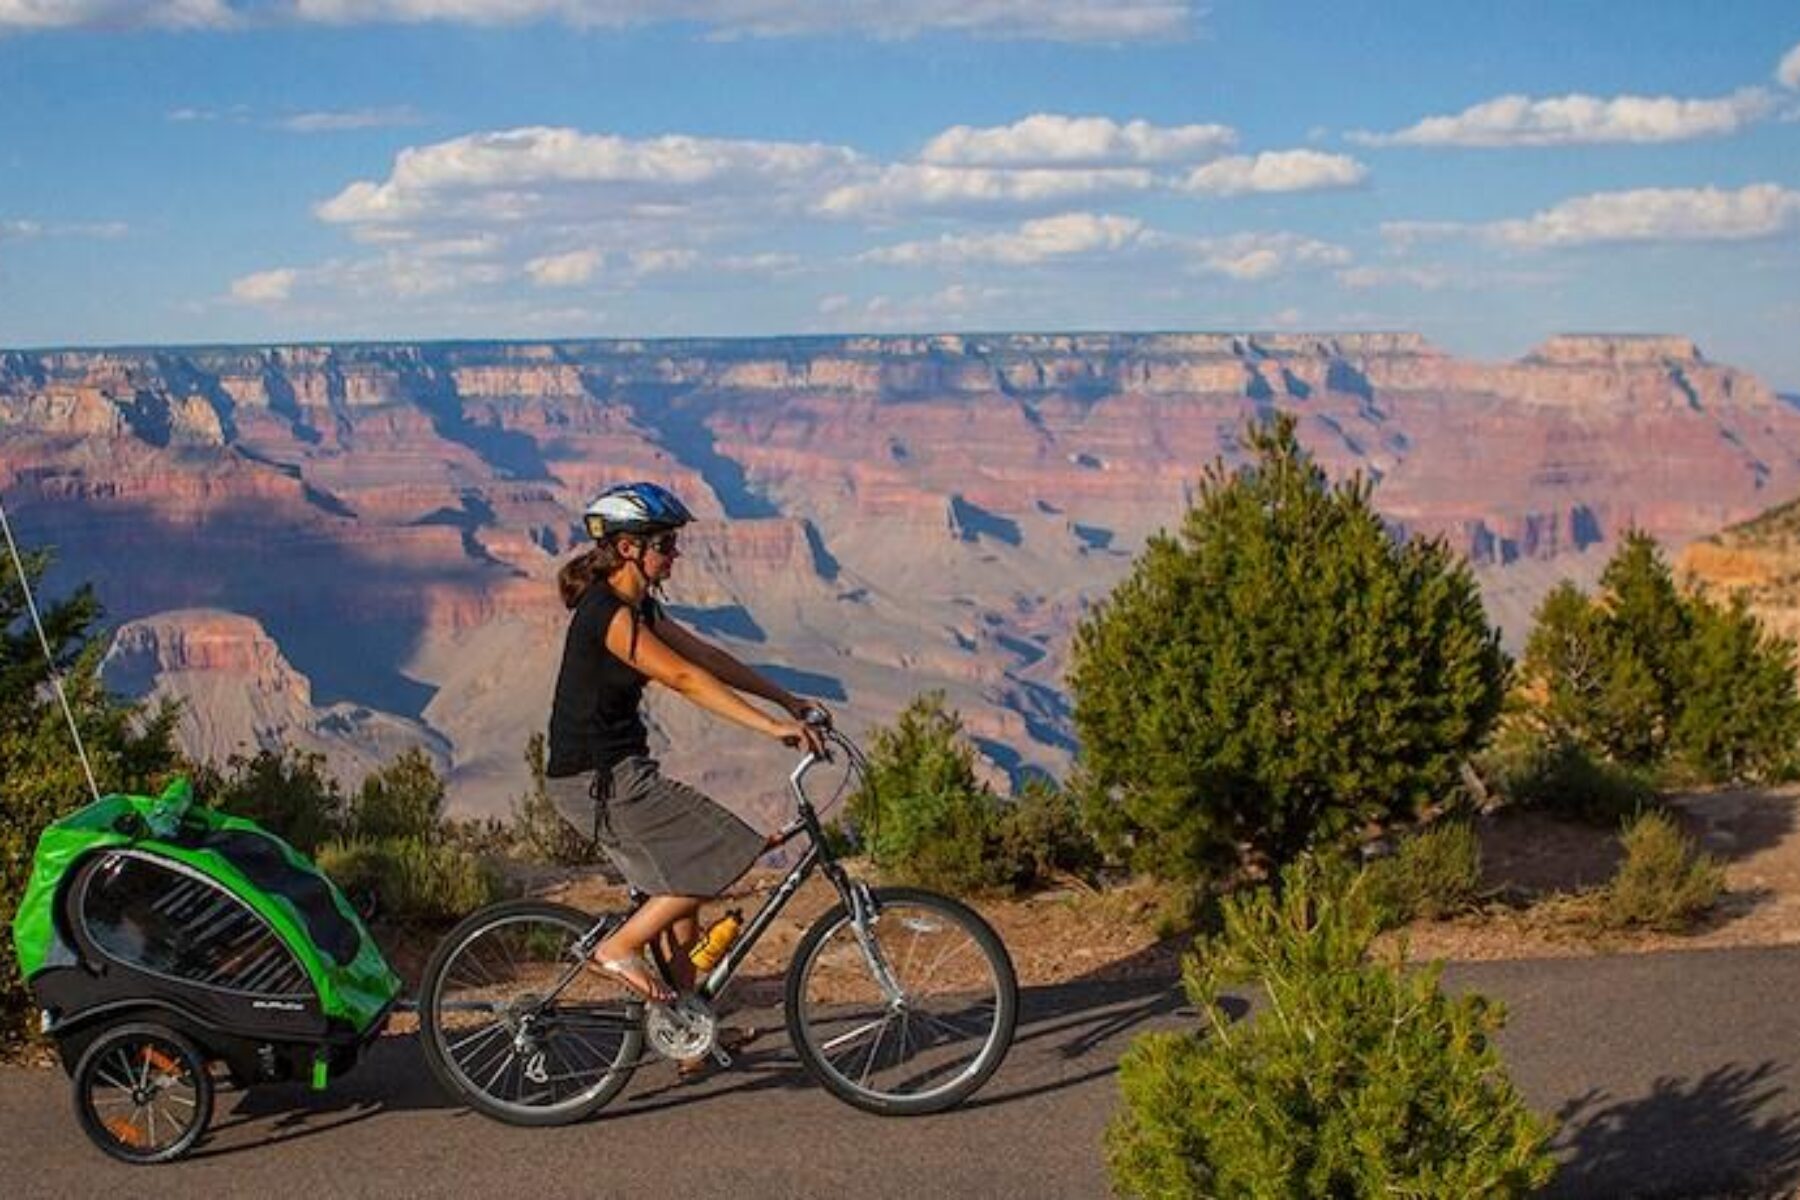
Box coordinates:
[544,481,827,1006]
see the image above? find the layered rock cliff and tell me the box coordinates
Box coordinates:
[4,333,1795,819]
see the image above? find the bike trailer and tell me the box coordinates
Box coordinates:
[11,778,402,1163]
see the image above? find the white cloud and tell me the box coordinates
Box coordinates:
[1378,220,1469,248]
[862,212,1145,265]
[817,282,1015,330]
[817,164,1153,217]
[1179,150,1367,196]
[628,247,700,274]
[715,252,802,274]
[1351,89,1773,147]
[0,0,236,31]
[1780,41,1800,89]
[1159,231,1351,280]
[1492,183,1800,248]
[227,250,510,307]
[526,248,602,287]
[0,216,127,239]
[920,114,1234,167]
[1336,263,1561,291]
[2,1,1195,41]
[318,126,864,228]
[276,106,424,133]
[229,267,298,304]
[1337,265,1455,291]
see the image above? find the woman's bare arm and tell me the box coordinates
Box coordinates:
[607,607,818,746]
[655,616,813,716]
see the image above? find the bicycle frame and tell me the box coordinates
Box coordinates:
[698,739,890,1003]
[561,733,888,1010]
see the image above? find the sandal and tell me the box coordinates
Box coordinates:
[587,956,677,1004]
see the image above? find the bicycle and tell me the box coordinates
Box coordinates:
[416,715,1019,1125]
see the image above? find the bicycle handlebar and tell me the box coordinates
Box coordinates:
[786,724,861,809]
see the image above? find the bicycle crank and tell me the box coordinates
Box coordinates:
[644,995,720,1063]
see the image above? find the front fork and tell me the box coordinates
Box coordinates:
[837,874,905,1006]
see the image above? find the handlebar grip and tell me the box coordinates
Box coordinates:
[800,706,833,728]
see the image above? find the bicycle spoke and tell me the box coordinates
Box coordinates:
[792,893,1014,1111]
[424,906,642,1121]
[448,1020,507,1057]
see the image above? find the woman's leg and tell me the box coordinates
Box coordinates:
[660,913,702,993]
[593,894,702,1001]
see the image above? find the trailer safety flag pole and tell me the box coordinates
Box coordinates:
[0,493,102,805]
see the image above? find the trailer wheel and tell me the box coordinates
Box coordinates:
[72,1022,214,1165]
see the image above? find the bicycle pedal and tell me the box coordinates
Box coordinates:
[711,1045,733,1068]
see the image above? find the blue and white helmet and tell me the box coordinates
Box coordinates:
[583,481,694,541]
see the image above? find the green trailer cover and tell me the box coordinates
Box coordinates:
[12,781,400,1033]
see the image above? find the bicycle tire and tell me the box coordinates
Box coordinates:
[72,1021,214,1165]
[417,900,642,1126]
[785,886,1017,1116]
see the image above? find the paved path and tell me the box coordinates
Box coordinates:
[4,947,1799,1198]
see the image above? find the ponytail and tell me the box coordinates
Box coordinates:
[557,542,624,609]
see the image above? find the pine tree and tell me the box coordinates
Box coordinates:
[1674,593,1800,781]
[193,747,344,854]
[846,691,1004,893]
[1513,532,1800,785]
[1070,415,1508,880]
[2,545,179,1048]
[1517,581,1608,745]
[1594,531,1691,763]
[348,747,446,842]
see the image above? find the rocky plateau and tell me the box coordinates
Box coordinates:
[2,332,1796,825]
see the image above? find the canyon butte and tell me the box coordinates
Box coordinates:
[2,332,1796,826]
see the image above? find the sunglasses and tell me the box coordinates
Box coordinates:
[646,533,680,555]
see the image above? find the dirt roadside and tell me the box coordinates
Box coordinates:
[11,787,1793,1067]
[1387,786,1800,962]
[490,784,1800,990]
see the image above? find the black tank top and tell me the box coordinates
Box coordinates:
[546,586,660,777]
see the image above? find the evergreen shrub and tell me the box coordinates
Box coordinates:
[846,693,1099,893]
[316,836,500,922]
[508,733,603,865]
[1364,820,1483,925]
[996,775,1102,888]
[194,746,344,854]
[1106,857,1555,1198]
[1516,533,1800,786]
[1070,414,1507,880]
[347,747,445,842]
[846,691,1006,893]
[1599,809,1725,933]
[1488,732,1657,826]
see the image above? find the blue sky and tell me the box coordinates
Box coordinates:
[2,1,1798,388]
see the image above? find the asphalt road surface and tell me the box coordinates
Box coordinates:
[4,946,1799,1198]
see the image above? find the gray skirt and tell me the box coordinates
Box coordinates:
[545,757,766,898]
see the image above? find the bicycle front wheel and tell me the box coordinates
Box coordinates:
[418,900,643,1126]
[785,886,1017,1116]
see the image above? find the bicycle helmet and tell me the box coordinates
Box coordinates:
[582,481,694,541]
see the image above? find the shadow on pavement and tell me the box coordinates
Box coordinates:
[184,1036,455,1161]
[615,947,1209,1119]
[185,943,1208,1152]
[1548,1060,1800,1199]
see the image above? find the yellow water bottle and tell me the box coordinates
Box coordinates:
[690,909,743,971]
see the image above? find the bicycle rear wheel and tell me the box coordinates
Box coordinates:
[418,900,642,1126]
[785,886,1017,1116]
